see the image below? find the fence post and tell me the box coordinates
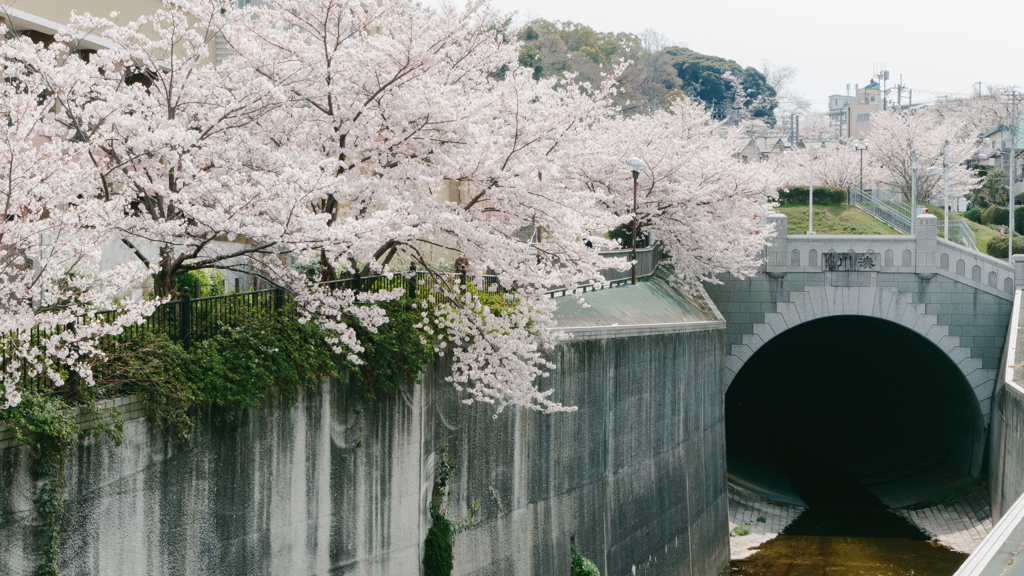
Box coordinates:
[194,279,201,299]
[234,277,240,294]
[460,269,467,286]
[180,288,192,349]
[353,270,362,294]
[407,264,417,299]
[274,288,285,311]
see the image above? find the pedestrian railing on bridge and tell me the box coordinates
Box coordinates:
[850,187,977,252]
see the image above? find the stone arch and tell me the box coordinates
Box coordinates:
[885,250,894,267]
[725,284,996,421]
[791,249,800,266]
[808,249,818,267]
[902,249,913,267]
[972,265,982,283]
[940,253,949,270]
[1006,278,1015,294]
[989,271,998,288]
[957,259,966,276]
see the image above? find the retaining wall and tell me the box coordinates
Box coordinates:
[0,327,728,576]
[990,278,1024,522]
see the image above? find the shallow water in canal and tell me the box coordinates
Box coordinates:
[728,458,968,575]
[728,507,967,576]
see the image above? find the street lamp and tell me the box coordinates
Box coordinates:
[853,139,870,193]
[924,160,947,239]
[626,157,646,285]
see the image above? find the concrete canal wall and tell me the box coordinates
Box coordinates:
[990,266,1024,523]
[0,285,729,576]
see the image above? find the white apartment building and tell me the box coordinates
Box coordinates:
[846,80,883,140]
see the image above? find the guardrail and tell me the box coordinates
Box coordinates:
[544,244,664,297]
[946,219,978,252]
[850,186,912,234]
[851,187,979,252]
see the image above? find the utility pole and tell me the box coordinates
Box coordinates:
[911,150,918,236]
[943,140,949,241]
[809,147,815,235]
[1012,91,1018,260]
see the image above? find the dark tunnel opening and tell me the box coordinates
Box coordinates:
[725,315,985,509]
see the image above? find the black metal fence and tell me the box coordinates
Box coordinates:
[2,250,664,393]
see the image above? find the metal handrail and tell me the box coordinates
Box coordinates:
[946,220,978,252]
[850,186,912,234]
[851,186,979,252]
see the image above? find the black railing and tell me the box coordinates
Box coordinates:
[2,250,663,393]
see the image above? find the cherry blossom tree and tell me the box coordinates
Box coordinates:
[0,0,786,414]
[565,98,780,289]
[774,143,887,191]
[868,109,978,205]
[0,35,157,408]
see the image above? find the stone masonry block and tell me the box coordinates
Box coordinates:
[777,302,802,327]
[946,347,970,365]
[936,335,961,353]
[898,303,923,329]
[789,291,817,323]
[874,287,897,319]
[753,323,776,345]
[763,313,789,335]
[966,368,996,388]
[973,379,995,403]
[826,286,845,316]
[912,313,937,336]
[731,344,754,363]
[857,286,876,316]
[725,354,744,375]
[958,356,983,375]
[741,333,765,352]
[805,285,829,318]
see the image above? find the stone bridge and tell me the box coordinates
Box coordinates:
[704,213,1019,507]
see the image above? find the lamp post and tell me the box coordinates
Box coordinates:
[853,139,870,192]
[626,157,646,284]
[924,165,944,237]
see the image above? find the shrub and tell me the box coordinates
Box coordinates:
[986,236,1024,258]
[571,552,602,576]
[175,268,226,296]
[981,205,1009,226]
[730,524,751,537]
[777,185,848,206]
[423,516,455,576]
[963,207,982,224]
[424,444,479,576]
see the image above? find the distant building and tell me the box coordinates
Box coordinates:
[846,81,883,140]
[733,137,786,162]
[827,93,856,139]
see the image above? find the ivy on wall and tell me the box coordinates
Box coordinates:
[1,298,438,575]
[424,444,479,576]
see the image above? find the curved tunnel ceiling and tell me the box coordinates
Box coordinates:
[726,315,985,509]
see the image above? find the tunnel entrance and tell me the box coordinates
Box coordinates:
[726,315,984,509]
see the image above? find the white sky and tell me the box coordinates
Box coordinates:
[458,0,1024,113]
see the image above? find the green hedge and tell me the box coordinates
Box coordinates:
[986,236,1024,258]
[963,207,982,224]
[981,206,1009,226]
[777,185,848,206]
[979,206,1024,235]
